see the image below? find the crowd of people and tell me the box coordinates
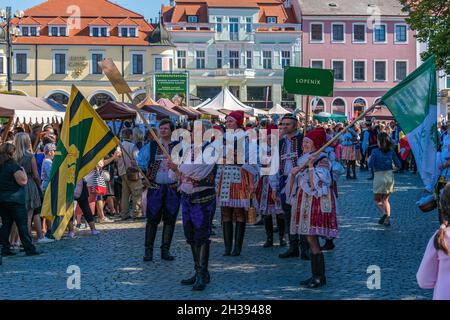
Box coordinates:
[0,112,448,298]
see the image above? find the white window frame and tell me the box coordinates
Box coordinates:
[216,17,223,33]
[331,22,345,43]
[130,53,145,74]
[373,23,387,44]
[281,50,291,69]
[262,50,273,70]
[246,50,253,69]
[196,50,206,69]
[188,15,198,23]
[216,50,223,69]
[310,22,324,43]
[229,50,240,69]
[331,97,347,115]
[90,26,110,37]
[267,16,277,24]
[153,56,162,73]
[373,59,388,82]
[352,23,366,44]
[331,59,346,81]
[310,97,326,112]
[394,23,408,44]
[53,51,68,75]
[352,59,367,82]
[49,25,67,37]
[20,25,40,37]
[353,97,368,114]
[90,52,104,74]
[14,51,28,74]
[246,17,252,33]
[176,50,187,69]
[394,60,409,82]
[0,55,5,74]
[119,27,138,38]
[310,59,325,69]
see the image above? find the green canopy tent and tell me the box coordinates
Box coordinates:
[313,112,347,123]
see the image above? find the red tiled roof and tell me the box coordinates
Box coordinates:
[175,0,285,8]
[259,4,297,23]
[172,4,208,23]
[118,17,139,26]
[18,16,40,25]
[47,17,67,25]
[88,17,110,26]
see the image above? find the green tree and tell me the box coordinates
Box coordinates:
[400,0,450,73]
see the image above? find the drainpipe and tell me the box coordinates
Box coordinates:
[35,44,38,97]
[122,45,125,102]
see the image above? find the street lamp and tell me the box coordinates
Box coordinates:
[0,7,24,92]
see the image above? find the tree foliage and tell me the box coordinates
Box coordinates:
[400,0,450,74]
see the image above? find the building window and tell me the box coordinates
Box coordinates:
[217,50,222,69]
[353,98,367,117]
[101,27,108,37]
[282,87,295,102]
[229,51,240,69]
[374,60,387,81]
[332,23,345,42]
[332,60,344,81]
[311,60,323,69]
[246,17,252,33]
[60,26,67,36]
[310,23,323,42]
[129,28,136,37]
[247,86,271,101]
[216,17,222,32]
[131,53,144,74]
[229,17,239,41]
[395,24,407,43]
[54,53,66,74]
[229,86,240,98]
[353,24,366,43]
[21,26,29,36]
[92,27,99,37]
[281,51,291,68]
[332,98,346,115]
[15,53,27,74]
[188,16,198,23]
[246,51,253,69]
[353,60,366,81]
[263,51,272,69]
[312,97,325,114]
[373,24,386,43]
[0,57,4,74]
[395,61,407,81]
[51,26,58,36]
[92,53,103,74]
[196,51,205,69]
[153,57,161,72]
[121,28,128,37]
[30,27,37,36]
[177,50,186,69]
[267,17,277,24]
[89,93,114,108]
[48,92,69,105]
[197,87,222,100]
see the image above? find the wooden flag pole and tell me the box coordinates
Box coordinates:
[117,140,151,187]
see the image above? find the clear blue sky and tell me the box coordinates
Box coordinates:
[4,0,168,20]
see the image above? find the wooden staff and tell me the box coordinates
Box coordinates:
[117,140,151,187]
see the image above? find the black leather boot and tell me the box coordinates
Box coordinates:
[181,244,198,285]
[231,222,246,256]
[300,235,311,261]
[143,222,158,262]
[161,223,175,261]
[306,253,326,288]
[279,234,299,258]
[193,242,210,291]
[352,164,357,179]
[263,216,273,248]
[276,215,286,247]
[346,165,351,179]
[222,221,233,256]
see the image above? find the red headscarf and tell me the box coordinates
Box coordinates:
[305,127,327,150]
[227,111,245,128]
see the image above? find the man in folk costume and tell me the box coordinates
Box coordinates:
[287,128,339,288]
[169,120,217,291]
[255,124,286,247]
[278,114,310,260]
[137,119,181,262]
[217,111,257,257]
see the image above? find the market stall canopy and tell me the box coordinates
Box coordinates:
[96,101,136,121]
[193,98,211,110]
[253,108,269,116]
[269,104,291,115]
[137,96,182,120]
[313,112,347,123]
[365,105,394,121]
[172,105,201,120]
[197,88,254,114]
[0,94,66,123]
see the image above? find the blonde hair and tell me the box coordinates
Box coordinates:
[437,184,450,255]
[14,132,32,162]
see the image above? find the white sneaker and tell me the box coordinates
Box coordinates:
[99,217,114,223]
[37,237,55,244]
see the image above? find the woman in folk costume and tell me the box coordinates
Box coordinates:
[255,124,286,248]
[216,111,257,256]
[287,127,338,288]
[340,126,359,180]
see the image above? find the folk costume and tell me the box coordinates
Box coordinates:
[138,139,181,262]
[277,114,310,260]
[216,111,257,257]
[286,128,339,288]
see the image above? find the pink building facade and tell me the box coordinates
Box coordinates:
[294,0,417,119]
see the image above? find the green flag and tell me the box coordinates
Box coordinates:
[382,55,437,187]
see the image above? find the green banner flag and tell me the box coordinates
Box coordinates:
[283,67,334,97]
[382,55,438,187]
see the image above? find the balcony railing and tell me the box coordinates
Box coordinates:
[166,22,301,33]
[165,22,214,31]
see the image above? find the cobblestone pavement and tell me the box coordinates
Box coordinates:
[0,169,438,300]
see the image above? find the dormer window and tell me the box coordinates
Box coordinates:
[188,16,198,23]
[20,25,39,37]
[119,27,138,37]
[49,26,67,37]
[267,17,277,24]
[90,26,110,37]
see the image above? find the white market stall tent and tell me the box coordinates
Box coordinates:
[0,94,66,123]
[269,104,291,115]
[197,88,254,114]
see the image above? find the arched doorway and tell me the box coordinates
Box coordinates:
[88,91,116,108]
[46,90,70,105]
[311,97,325,114]
[331,97,346,115]
[353,97,367,117]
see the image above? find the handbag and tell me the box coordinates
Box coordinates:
[121,145,140,182]
[91,169,107,196]
[4,187,26,205]
[247,193,257,224]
